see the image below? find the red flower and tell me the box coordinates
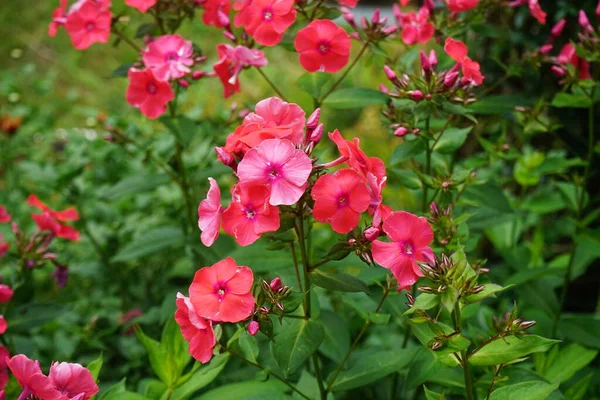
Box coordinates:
[213,44,267,98]
[27,194,80,241]
[0,206,10,224]
[311,169,371,234]
[0,285,13,304]
[220,97,305,160]
[65,0,111,50]
[48,0,68,37]
[399,7,434,45]
[203,0,231,27]
[142,35,194,81]
[372,211,434,291]
[126,69,175,119]
[528,0,546,24]
[557,43,591,80]
[198,178,223,247]
[294,20,351,73]
[175,293,216,363]
[329,129,386,181]
[0,236,7,259]
[338,0,358,7]
[222,184,280,246]
[0,346,9,390]
[0,317,5,335]
[234,0,297,46]
[125,0,157,13]
[7,355,59,400]
[237,139,312,206]
[446,0,478,12]
[444,37,484,86]
[188,257,255,322]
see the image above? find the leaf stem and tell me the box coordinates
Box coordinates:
[452,305,474,400]
[111,24,141,53]
[221,345,312,400]
[289,242,304,292]
[256,67,288,101]
[421,116,432,214]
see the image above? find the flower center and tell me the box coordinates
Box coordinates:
[85,21,95,31]
[337,195,347,207]
[245,208,256,219]
[402,242,414,256]
[146,83,157,94]
[317,42,330,54]
[165,52,179,62]
[214,283,227,301]
[263,8,273,21]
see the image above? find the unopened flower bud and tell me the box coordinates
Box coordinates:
[551,19,566,37]
[383,26,398,36]
[420,51,431,74]
[217,10,230,27]
[412,128,420,135]
[310,123,324,144]
[383,65,397,81]
[393,126,408,137]
[579,10,594,32]
[276,302,285,311]
[348,238,356,245]
[597,0,600,17]
[409,90,424,101]
[428,49,438,69]
[260,306,270,314]
[215,146,235,168]
[223,30,237,42]
[360,16,368,29]
[431,341,443,350]
[392,3,402,21]
[430,202,439,216]
[551,66,565,77]
[364,226,380,241]
[192,70,205,80]
[540,44,553,54]
[306,108,321,129]
[425,94,432,100]
[379,84,389,94]
[178,79,189,88]
[270,277,282,292]
[247,321,260,336]
[371,8,381,25]
[444,71,459,88]
[471,285,485,294]
[342,8,356,27]
[405,293,415,306]
[350,32,360,40]
[519,320,536,330]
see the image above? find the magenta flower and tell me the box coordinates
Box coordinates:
[198,178,223,247]
[188,257,255,322]
[372,211,434,291]
[64,0,111,50]
[175,293,216,363]
[399,7,434,45]
[294,20,351,73]
[222,184,280,246]
[142,35,194,81]
[125,0,157,13]
[213,43,267,98]
[311,169,370,234]
[237,139,312,206]
[0,206,10,224]
[126,69,175,119]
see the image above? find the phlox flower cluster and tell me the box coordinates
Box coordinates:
[196,96,434,295]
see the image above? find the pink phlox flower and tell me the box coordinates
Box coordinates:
[0,206,11,224]
[64,0,111,50]
[125,0,157,13]
[399,7,435,45]
[175,293,216,363]
[198,178,223,247]
[142,35,194,81]
[234,0,297,46]
[444,37,484,86]
[126,68,175,119]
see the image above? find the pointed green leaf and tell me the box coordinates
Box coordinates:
[310,269,369,293]
[469,335,559,366]
[271,318,325,377]
[489,381,559,400]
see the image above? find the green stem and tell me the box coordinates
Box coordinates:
[256,68,288,101]
[421,117,432,214]
[222,345,312,400]
[111,24,141,52]
[312,354,326,400]
[317,41,370,107]
[453,306,474,400]
[325,286,391,393]
[289,242,303,292]
[485,364,504,400]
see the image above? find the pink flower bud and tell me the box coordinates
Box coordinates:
[348,238,356,245]
[551,65,565,77]
[382,26,398,36]
[342,8,356,27]
[247,321,259,336]
[269,277,282,292]
[192,70,205,80]
[178,79,189,88]
[310,124,324,144]
[364,227,380,241]
[579,10,594,32]
[424,0,435,11]
[392,3,402,22]
[383,65,397,81]
[444,71,459,87]
[419,51,431,73]
[551,19,566,37]
[0,284,13,303]
[223,30,237,42]
[379,84,389,94]
[350,32,360,40]
[425,94,432,100]
[597,0,600,17]
[371,8,381,24]
[215,146,235,168]
[217,10,230,27]
[360,16,368,29]
[306,108,321,129]
[540,44,553,54]
[409,90,424,101]
[412,128,420,135]
[428,49,438,69]
[394,126,408,137]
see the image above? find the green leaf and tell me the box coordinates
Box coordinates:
[542,344,598,383]
[330,348,418,392]
[162,319,191,385]
[390,168,422,189]
[469,335,559,366]
[440,286,459,313]
[111,64,133,78]
[424,385,445,400]
[322,88,389,109]
[551,93,592,108]
[271,318,325,377]
[563,373,593,400]
[462,284,511,305]
[297,72,332,99]
[171,354,229,400]
[239,332,259,363]
[433,127,472,154]
[100,379,150,400]
[489,381,559,400]
[369,312,391,324]
[390,138,427,165]
[319,310,350,363]
[112,227,185,262]
[135,328,171,385]
[102,174,171,200]
[558,314,600,348]
[310,269,369,293]
[87,353,103,381]
[468,95,530,115]
[196,380,291,400]
[405,293,440,315]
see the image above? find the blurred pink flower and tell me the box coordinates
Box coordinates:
[202,0,231,27]
[0,285,13,304]
[447,0,478,12]
[125,0,157,13]
[213,44,267,98]
[198,178,223,247]
[142,35,194,81]
[0,206,10,224]
[65,0,111,50]
[126,69,175,119]
[28,195,80,241]
[399,7,434,45]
